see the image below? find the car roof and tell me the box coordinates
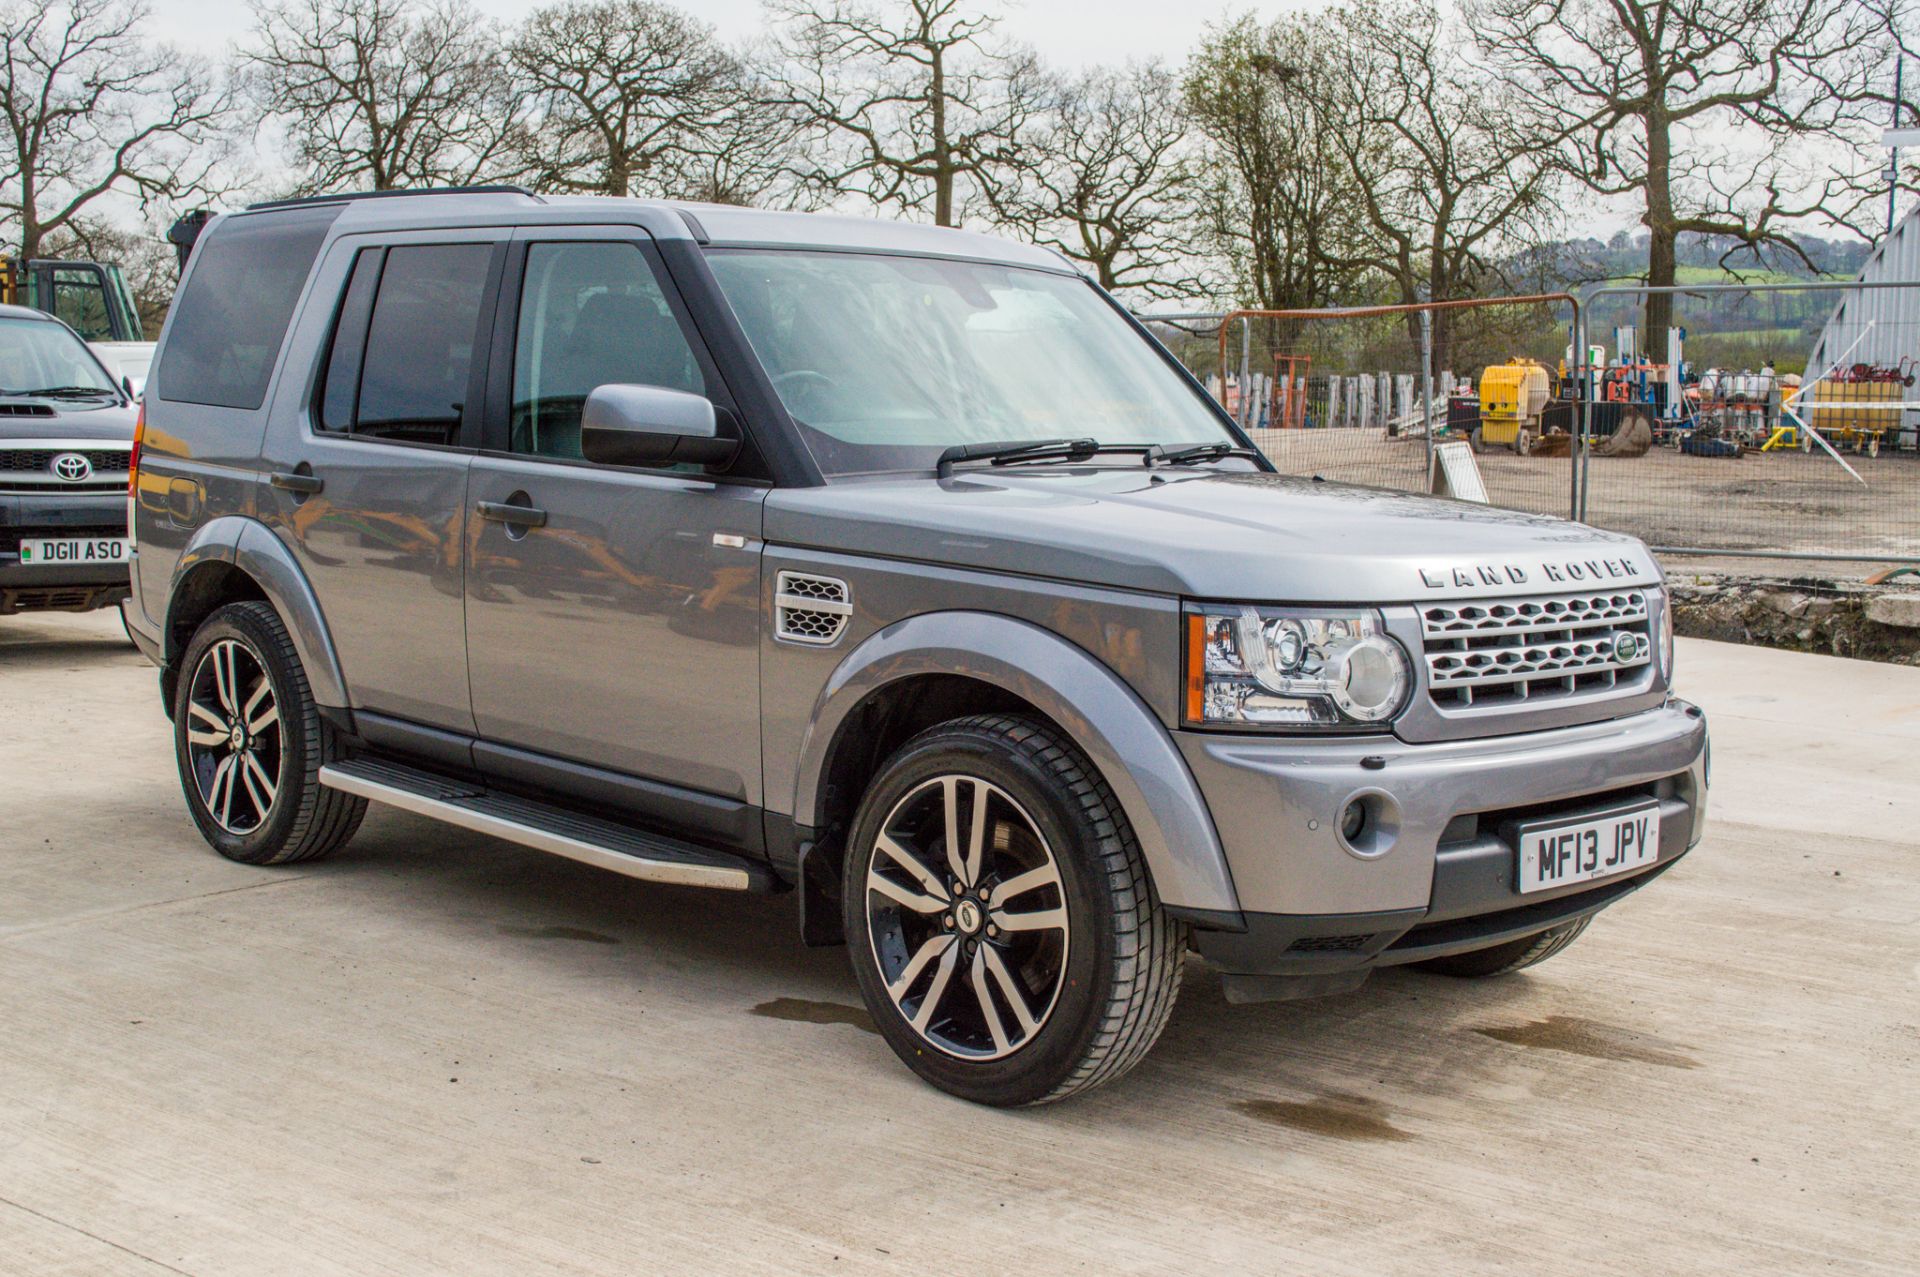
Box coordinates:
[222,189,1080,275]
[0,302,56,322]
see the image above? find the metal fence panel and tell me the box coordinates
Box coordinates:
[1577,282,1920,564]
[1146,296,1582,520]
[1147,283,1920,566]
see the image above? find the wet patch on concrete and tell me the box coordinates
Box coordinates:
[752,997,878,1035]
[1235,1093,1412,1142]
[1475,1015,1698,1069]
[498,925,621,945]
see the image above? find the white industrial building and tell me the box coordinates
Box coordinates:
[1806,205,1920,375]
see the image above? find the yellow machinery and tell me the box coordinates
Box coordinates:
[1476,359,1551,452]
[1805,377,1902,456]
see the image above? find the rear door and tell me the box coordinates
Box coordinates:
[462,227,766,843]
[260,228,506,735]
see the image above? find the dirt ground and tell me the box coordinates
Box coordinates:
[1248,426,1920,564]
[2,609,1916,1275]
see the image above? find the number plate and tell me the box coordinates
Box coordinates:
[17,537,133,566]
[1516,803,1661,894]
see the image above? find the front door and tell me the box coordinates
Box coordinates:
[463,231,766,838]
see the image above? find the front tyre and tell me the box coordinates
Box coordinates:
[174,601,365,865]
[843,715,1184,1106]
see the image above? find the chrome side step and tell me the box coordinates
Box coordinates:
[319,757,768,892]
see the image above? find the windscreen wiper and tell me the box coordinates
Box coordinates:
[935,437,1257,479]
[11,385,120,399]
[1154,442,1264,466]
[936,437,1100,478]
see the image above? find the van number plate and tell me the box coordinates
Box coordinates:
[1517,803,1660,894]
[17,537,133,565]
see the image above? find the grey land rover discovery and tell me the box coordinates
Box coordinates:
[128,188,1708,1106]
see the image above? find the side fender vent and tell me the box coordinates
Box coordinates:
[775,571,851,646]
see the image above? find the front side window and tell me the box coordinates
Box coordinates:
[319,242,493,445]
[704,249,1232,476]
[510,241,706,460]
[0,316,118,397]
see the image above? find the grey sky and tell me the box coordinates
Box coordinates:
[153,0,1269,65]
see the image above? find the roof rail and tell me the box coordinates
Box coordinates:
[246,184,543,212]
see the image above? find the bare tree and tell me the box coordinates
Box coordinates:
[1810,0,1920,240]
[243,0,525,194]
[511,1,782,202]
[1315,1,1562,368]
[766,0,1040,227]
[1183,14,1371,310]
[1472,0,1903,336]
[0,0,227,260]
[994,62,1204,299]
[657,86,800,206]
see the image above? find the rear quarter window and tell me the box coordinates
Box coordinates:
[155,204,340,410]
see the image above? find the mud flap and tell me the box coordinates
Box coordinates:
[796,839,846,947]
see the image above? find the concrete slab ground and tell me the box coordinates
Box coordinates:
[2,610,1915,1276]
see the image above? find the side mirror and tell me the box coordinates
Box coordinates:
[580,384,739,469]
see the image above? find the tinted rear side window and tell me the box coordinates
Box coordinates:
[353,244,494,443]
[318,248,383,430]
[156,204,340,409]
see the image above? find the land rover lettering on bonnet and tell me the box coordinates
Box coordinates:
[128,188,1709,1106]
[1417,556,1645,590]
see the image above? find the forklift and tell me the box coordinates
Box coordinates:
[0,254,144,342]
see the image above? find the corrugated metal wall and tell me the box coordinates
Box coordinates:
[1807,210,1920,373]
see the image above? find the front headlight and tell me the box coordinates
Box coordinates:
[1184,603,1412,730]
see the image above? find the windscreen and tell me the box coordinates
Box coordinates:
[0,317,118,395]
[705,249,1232,476]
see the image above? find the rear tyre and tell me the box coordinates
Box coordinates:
[173,601,365,865]
[843,714,1184,1106]
[1409,916,1591,978]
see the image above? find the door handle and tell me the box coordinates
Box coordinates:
[269,470,324,495]
[476,500,548,529]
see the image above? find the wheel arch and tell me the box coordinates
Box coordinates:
[165,517,348,712]
[794,612,1241,916]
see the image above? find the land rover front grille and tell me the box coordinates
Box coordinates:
[1420,590,1653,709]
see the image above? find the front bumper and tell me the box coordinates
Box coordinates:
[0,490,131,613]
[1178,700,1709,996]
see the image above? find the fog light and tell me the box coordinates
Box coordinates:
[1335,790,1401,860]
